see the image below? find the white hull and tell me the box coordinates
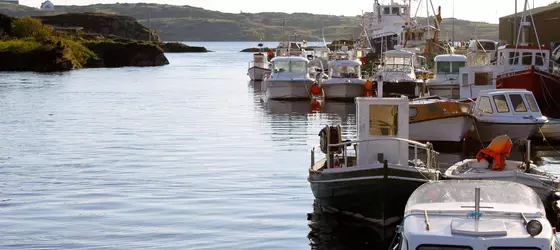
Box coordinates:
[322,82,365,100]
[410,116,473,142]
[426,84,459,99]
[532,119,560,141]
[264,79,315,100]
[248,67,270,81]
[473,122,541,143]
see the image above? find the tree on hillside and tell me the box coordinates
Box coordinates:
[11,16,52,41]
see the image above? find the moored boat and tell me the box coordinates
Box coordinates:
[426,54,467,98]
[409,98,473,142]
[247,51,270,81]
[263,56,316,100]
[392,180,558,249]
[376,48,424,98]
[308,96,440,243]
[472,89,547,143]
[321,60,366,101]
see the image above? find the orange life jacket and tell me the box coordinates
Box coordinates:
[475,135,513,171]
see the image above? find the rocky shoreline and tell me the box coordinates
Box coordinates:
[0,13,209,72]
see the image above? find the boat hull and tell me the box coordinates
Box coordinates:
[322,82,365,100]
[497,67,560,118]
[264,79,315,100]
[427,84,459,99]
[473,121,541,143]
[309,165,437,221]
[248,67,270,81]
[381,81,421,98]
[410,115,473,142]
[532,118,560,141]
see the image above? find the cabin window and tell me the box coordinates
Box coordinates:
[383,7,390,14]
[409,108,418,118]
[522,52,533,65]
[331,65,360,78]
[273,61,307,73]
[474,72,493,86]
[369,105,399,136]
[535,52,545,66]
[477,96,493,114]
[417,245,472,250]
[273,61,289,73]
[509,94,528,112]
[525,94,540,112]
[509,52,520,65]
[436,62,451,74]
[392,7,400,14]
[477,41,496,51]
[487,248,540,250]
[493,95,510,113]
[290,61,307,73]
[462,73,469,86]
[451,62,466,73]
[401,7,408,15]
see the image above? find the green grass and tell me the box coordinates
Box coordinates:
[0,39,44,53]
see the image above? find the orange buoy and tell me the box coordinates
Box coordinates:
[475,135,513,171]
[364,80,374,97]
[311,98,322,111]
[310,83,321,96]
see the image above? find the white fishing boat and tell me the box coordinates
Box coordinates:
[263,56,316,100]
[247,51,270,81]
[392,180,558,250]
[321,60,366,100]
[426,54,467,98]
[308,96,440,237]
[472,89,547,143]
[409,98,473,142]
[376,47,424,98]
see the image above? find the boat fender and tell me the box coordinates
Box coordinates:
[310,83,321,96]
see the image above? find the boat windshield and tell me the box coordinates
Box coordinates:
[405,180,545,214]
[477,41,496,51]
[436,61,466,74]
[384,57,412,72]
[273,61,307,73]
[331,65,360,78]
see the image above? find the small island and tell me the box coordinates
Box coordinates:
[0,12,210,72]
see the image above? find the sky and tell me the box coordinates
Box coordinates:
[19,0,557,24]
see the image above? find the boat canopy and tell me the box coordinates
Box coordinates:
[405,180,545,215]
[434,54,467,62]
[383,49,413,57]
[328,60,361,67]
[270,56,309,63]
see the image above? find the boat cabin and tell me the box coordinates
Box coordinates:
[398,180,555,250]
[467,39,498,62]
[269,56,310,78]
[251,53,269,69]
[473,89,544,118]
[328,60,362,79]
[356,97,410,166]
[433,54,466,79]
[382,49,414,72]
[496,44,551,72]
[275,42,304,57]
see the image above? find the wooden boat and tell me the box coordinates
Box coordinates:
[392,180,558,249]
[247,52,270,81]
[308,96,440,240]
[471,89,547,143]
[409,98,473,142]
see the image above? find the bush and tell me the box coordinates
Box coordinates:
[59,38,97,67]
[11,16,53,41]
[0,38,43,53]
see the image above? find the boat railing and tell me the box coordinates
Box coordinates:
[311,137,439,172]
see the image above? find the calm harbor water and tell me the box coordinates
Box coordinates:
[1,41,560,249]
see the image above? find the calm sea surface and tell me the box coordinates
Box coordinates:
[1,41,559,250]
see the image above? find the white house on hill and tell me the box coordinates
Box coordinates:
[0,0,19,4]
[40,0,55,11]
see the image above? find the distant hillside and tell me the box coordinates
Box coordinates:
[0,2,498,41]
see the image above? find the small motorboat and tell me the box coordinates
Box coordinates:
[263,56,317,100]
[426,54,467,99]
[321,59,366,101]
[392,180,558,249]
[472,89,548,143]
[409,98,473,142]
[444,135,560,224]
[308,96,440,243]
[247,51,270,81]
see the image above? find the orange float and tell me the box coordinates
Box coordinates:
[475,135,513,171]
[364,80,374,97]
[310,83,321,96]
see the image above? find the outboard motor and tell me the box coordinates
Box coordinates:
[318,125,342,155]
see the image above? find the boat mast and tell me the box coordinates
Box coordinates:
[514,0,518,44]
[452,0,455,43]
